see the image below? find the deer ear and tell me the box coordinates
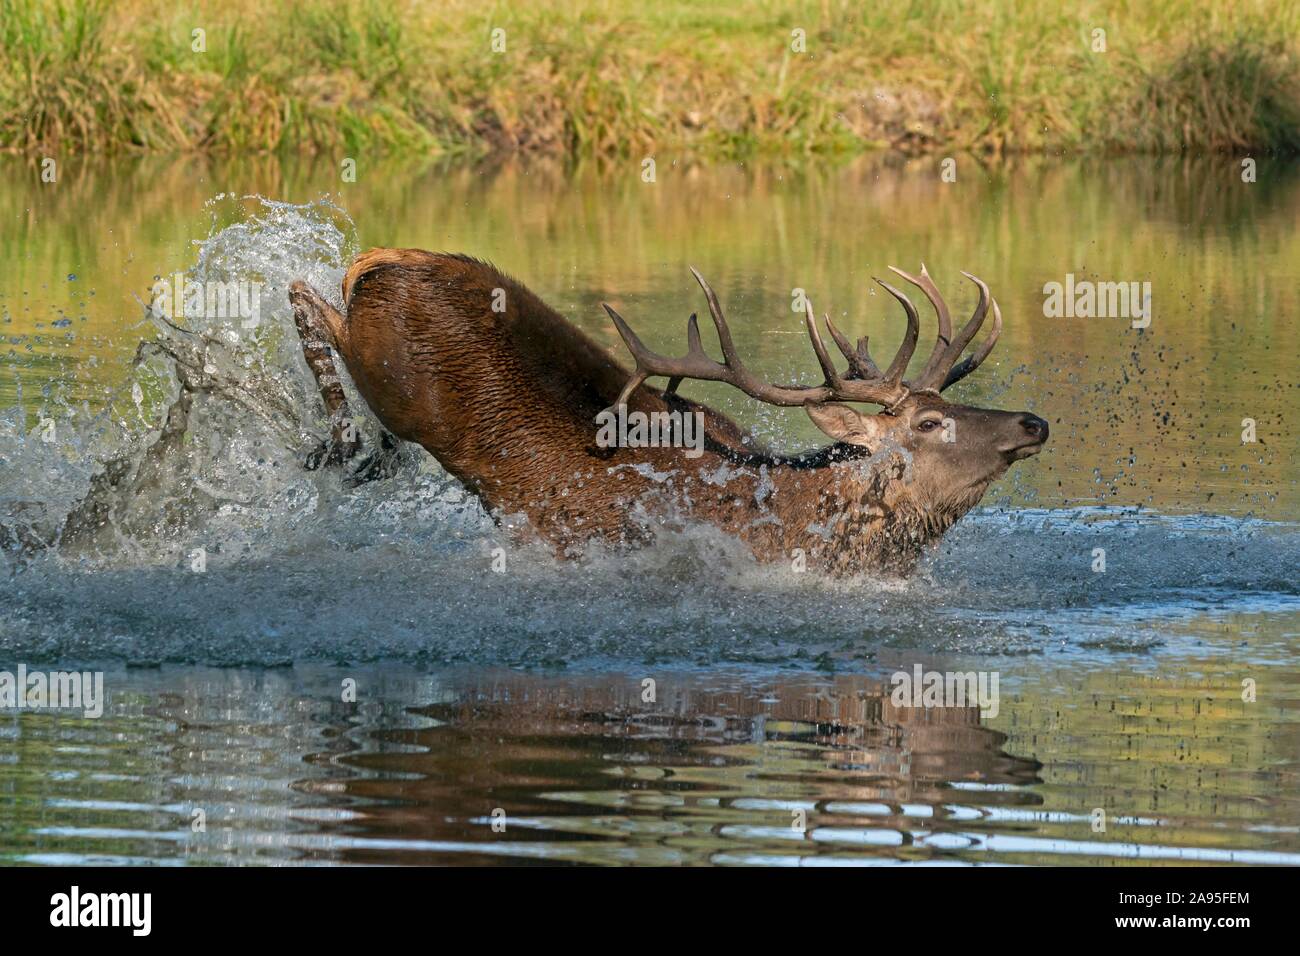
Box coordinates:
[805,402,890,448]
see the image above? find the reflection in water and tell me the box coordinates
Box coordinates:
[4,663,1298,866]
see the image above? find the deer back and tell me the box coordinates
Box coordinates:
[336,250,756,544]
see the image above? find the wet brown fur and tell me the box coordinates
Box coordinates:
[290,250,1035,576]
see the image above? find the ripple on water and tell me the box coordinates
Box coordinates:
[2,667,1297,867]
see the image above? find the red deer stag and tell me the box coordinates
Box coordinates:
[288,250,1047,575]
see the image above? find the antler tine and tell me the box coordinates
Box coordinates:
[611,370,648,409]
[919,271,991,389]
[951,271,991,354]
[873,278,921,383]
[666,313,704,395]
[603,304,693,408]
[803,301,843,388]
[856,337,882,376]
[686,312,703,353]
[689,266,745,369]
[824,315,882,380]
[942,296,1002,389]
[888,264,951,390]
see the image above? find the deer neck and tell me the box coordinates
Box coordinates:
[696,441,955,577]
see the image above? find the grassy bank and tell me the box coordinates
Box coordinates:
[2,0,1299,158]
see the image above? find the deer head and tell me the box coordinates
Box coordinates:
[602,265,1048,551]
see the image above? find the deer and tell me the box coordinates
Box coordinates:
[287,250,1048,576]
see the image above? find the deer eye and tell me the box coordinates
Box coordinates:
[915,418,941,432]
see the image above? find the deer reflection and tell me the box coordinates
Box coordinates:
[313,671,1041,863]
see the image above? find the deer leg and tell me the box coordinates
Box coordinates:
[289,281,362,469]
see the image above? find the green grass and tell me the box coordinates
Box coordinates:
[1,0,1298,157]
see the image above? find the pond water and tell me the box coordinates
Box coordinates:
[0,154,1296,865]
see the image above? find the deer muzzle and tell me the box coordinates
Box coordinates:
[1002,413,1050,460]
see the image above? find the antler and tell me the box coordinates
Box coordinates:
[603,265,1001,414]
[886,264,1001,392]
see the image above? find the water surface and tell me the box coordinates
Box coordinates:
[0,154,1296,865]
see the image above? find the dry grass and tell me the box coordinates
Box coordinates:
[1,0,1298,157]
